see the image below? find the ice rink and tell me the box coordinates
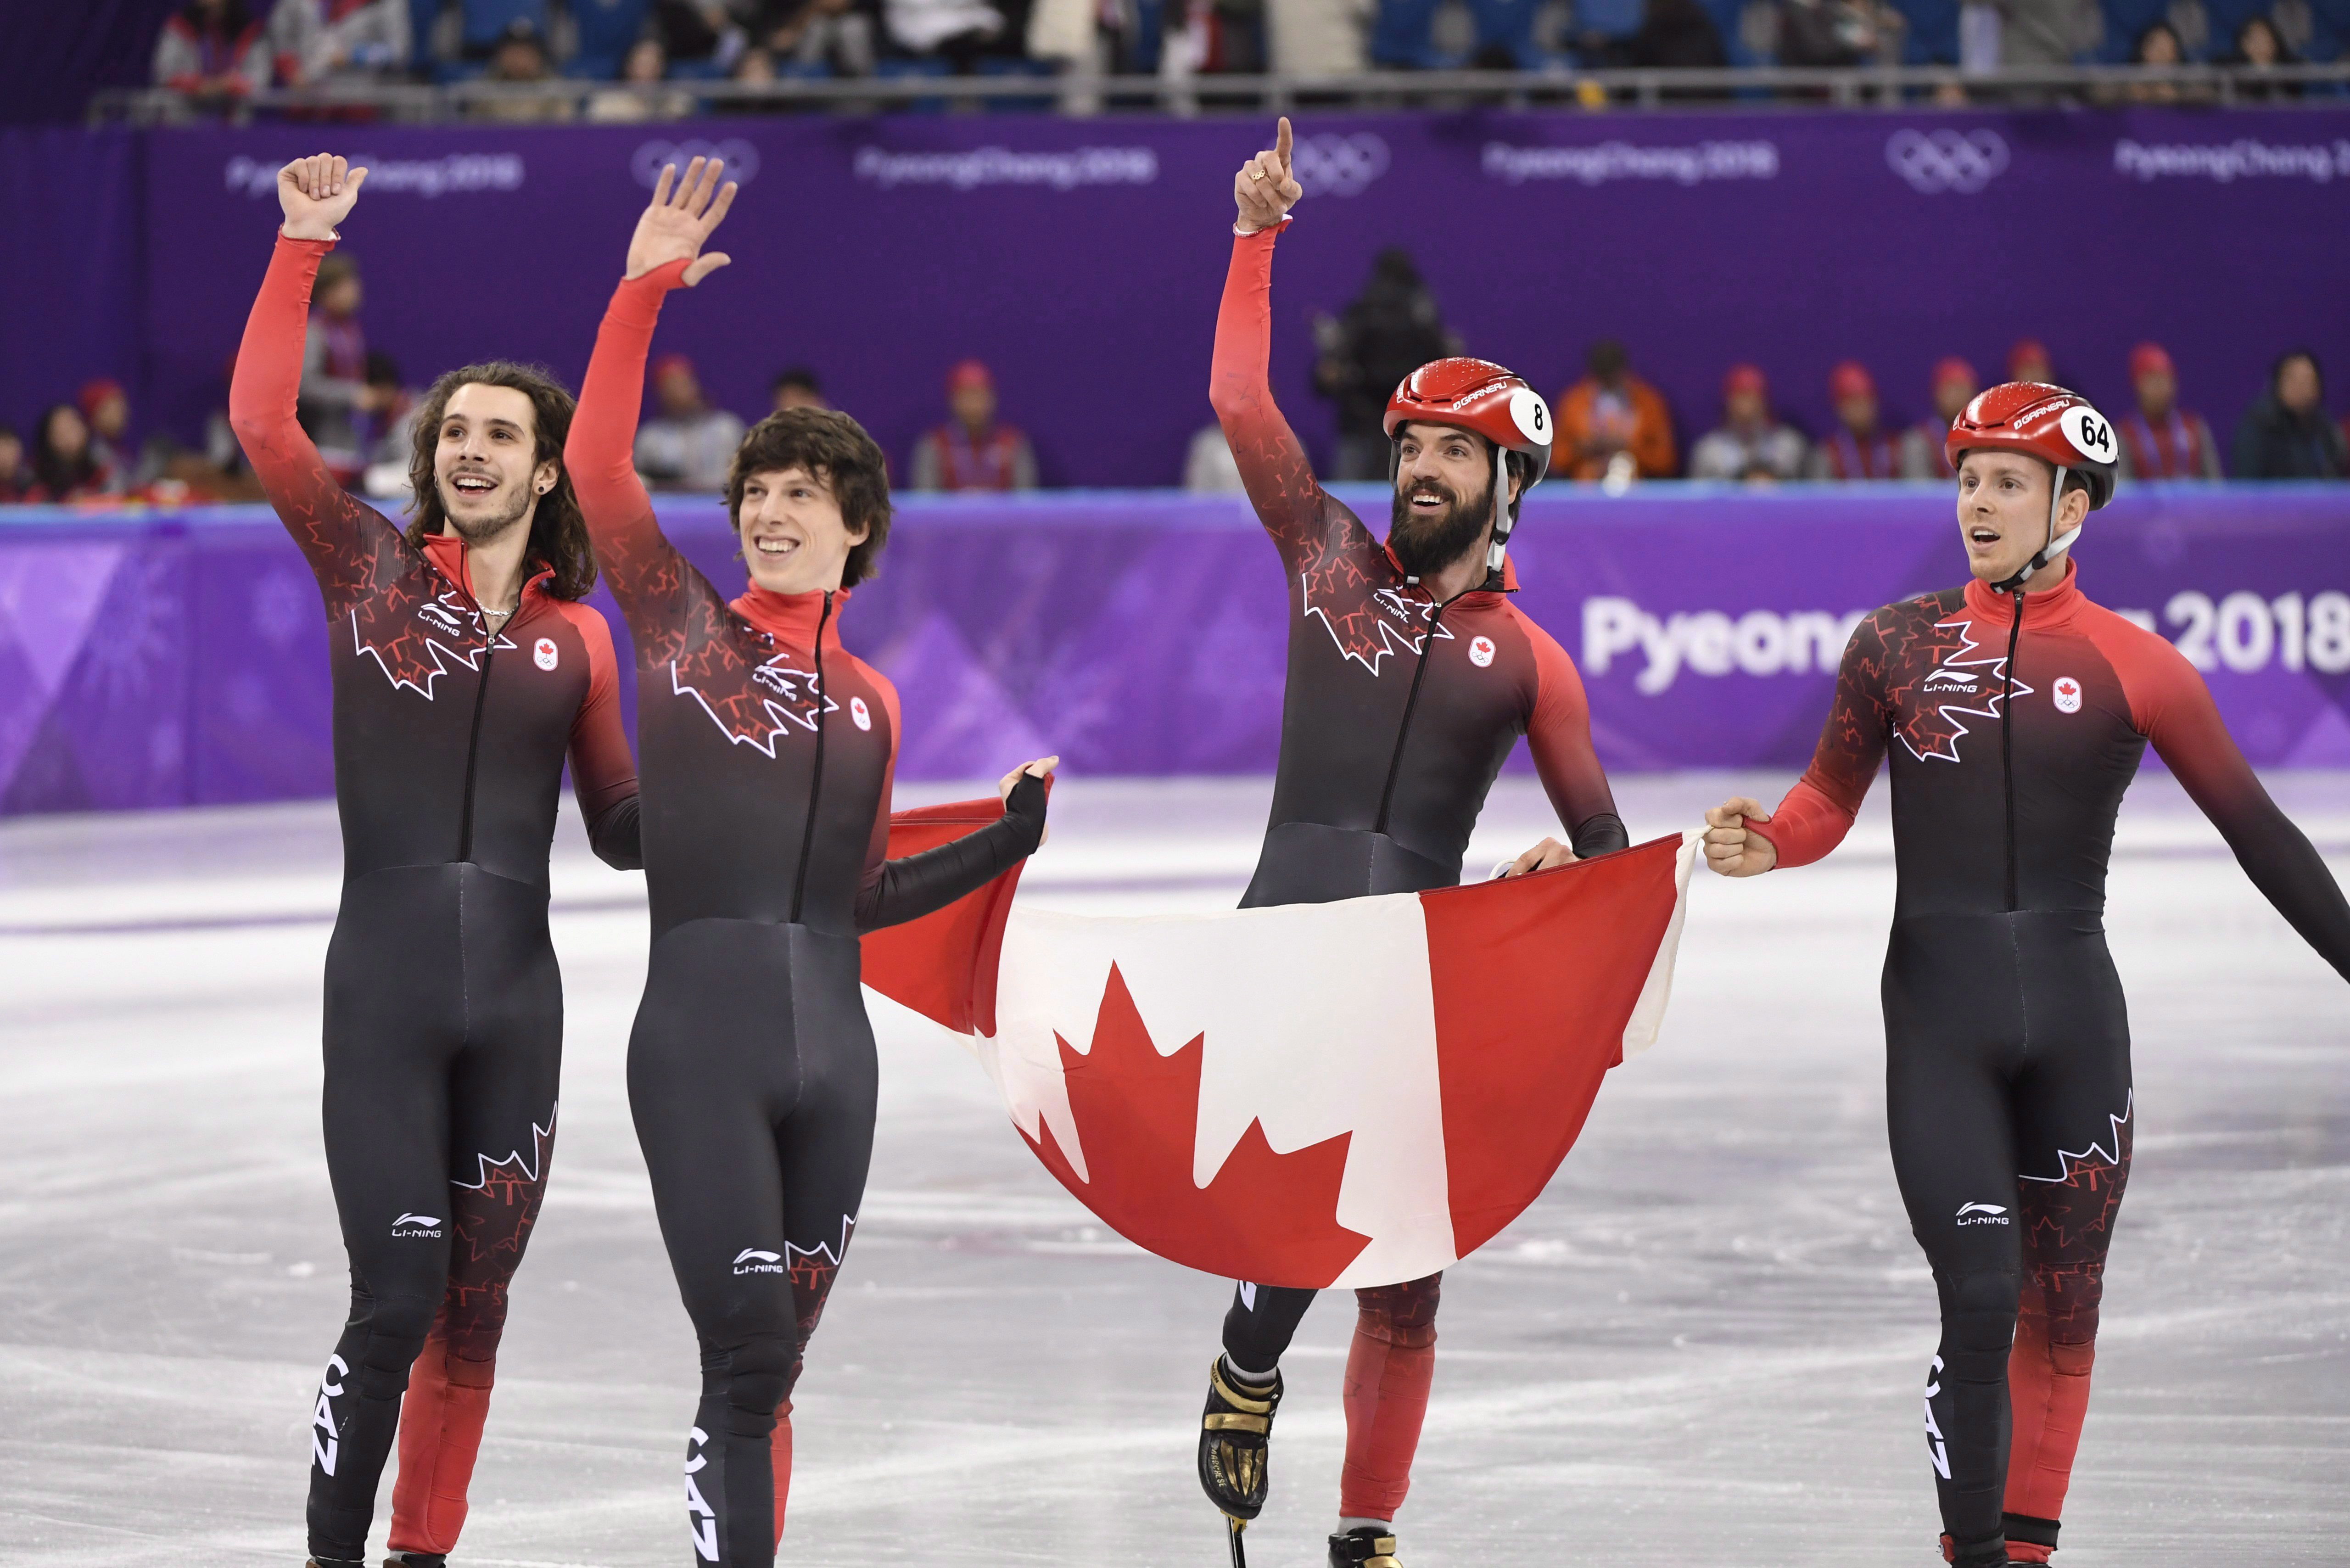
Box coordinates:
[3,772,2344,1568]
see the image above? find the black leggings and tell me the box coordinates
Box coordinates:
[1885,913,2132,1565]
[307,864,562,1563]
[628,919,877,1568]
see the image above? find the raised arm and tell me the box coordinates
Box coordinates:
[852,678,1053,931]
[227,154,400,604]
[564,157,737,639]
[2108,623,2350,982]
[1713,612,1892,875]
[1211,118,1333,567]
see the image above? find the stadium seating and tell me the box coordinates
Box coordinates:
[568,0,651,78]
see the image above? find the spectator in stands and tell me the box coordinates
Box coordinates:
[772,368,829,412]
[1185,423,1246,492]
[1311,248,1458,482]
[360,351,422,497]
[912,360,1038,491]
[78,380,134,495]
[0,426,32,503]
[747,0,881,75]
[1901,356,1976,478]
[1775,0,1905,66]
[1689,364,1807,484]
[1807,361,1902,479]
[2115,342,2222,479]
[2008,336,2053,386]
[651,0,748,68]
[299,252,379,486]
[586,37,698,120]
[1628,0,1729,68]
[2124,19,2188,101]
[154,0,272,104]
[2232,349,2346,479]
[2223,13,2300,96]
[268,0,412,87]
[473,18,573,121]
[29,405,106,504]
[719,44,780,107]
[884,0,1012,71]
[636,353,750,491]
[1557,339,1677,483]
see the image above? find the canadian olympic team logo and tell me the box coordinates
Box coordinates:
[633,138,761,188]
[1885,129,2010,194]
[533,637,559,671]
[1468,635,1497,668]
[1290,134,1391,198]
[850,695,873,731]
[2053,675,2083,713]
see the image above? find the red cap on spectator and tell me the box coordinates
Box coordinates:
[651,353,696,383]
[1932,357,1976,392]
[1722,363,1768,400]
[2007,338,2050,379]
[947,359,994,395]
[1829,361,1875,402]
[78,378,125,418]
[2129,342,2175,381]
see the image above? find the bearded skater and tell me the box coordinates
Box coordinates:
[1193,119,1631,1568]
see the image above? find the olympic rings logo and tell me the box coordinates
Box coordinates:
[632,138,762,189]
[1290,133,1392,199]
[1885,129,2009,194]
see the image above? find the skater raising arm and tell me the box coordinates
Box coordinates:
[1209,116,1338,567]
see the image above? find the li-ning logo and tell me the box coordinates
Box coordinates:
[312,1353,350,1475]
[392,1212,443,1238]
[733,1248,786,1275]
[1955,1201,2011,1226]
[1886,129,2010,194]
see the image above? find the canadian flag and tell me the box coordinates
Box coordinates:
[862,803,1698,1290]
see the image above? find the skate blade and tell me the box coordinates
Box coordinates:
[1223,1511,1248,1568]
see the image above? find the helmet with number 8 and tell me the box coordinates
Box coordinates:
[1383,357,1553,574]
[1945,381,2119,590]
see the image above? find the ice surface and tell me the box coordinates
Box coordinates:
[1,774,2344,1566]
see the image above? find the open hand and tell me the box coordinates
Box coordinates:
[278,154,368,241]
[1702,796,1778,878]
[1498,836,1577,878]
[626,156,738,286]
[1234,117,1304,235]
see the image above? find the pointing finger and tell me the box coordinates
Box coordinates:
[1274,116,1292,172]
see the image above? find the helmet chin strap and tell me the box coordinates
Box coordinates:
[1992,462,2083,594]
[1486,445,1512,576]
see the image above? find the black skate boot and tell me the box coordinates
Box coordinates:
[383,1555,447,1568]
[1328,1525,1402,1567]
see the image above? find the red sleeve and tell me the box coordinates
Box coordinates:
[862,670,906,891]
[556,598,638,823]
[1519,610,1625,853]
[228,232,404,605]
[2094,610,2350,982]
[1748,613,1891,869]
[1209,223,1331,571]
[565,261,697,648]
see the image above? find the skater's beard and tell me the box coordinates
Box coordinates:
[1388,476,1494,580]
[437,475,536,546]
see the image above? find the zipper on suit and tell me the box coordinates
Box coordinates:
[789,591,834,924]
[2000,589,2025,913]
[1373,589,1465,837]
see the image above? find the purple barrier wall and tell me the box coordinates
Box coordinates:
[3,484,2345,816]
[6,111,2350,485]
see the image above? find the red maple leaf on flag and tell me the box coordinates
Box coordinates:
[1021,963,1371,1289]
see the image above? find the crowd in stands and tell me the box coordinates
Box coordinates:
[146,0,2344,105]
[8,234,2345,504]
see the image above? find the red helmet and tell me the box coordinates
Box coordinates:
[1383,357,1553,488]
[1944,381,2118,510]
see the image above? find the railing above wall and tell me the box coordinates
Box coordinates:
[88,62,2350,123]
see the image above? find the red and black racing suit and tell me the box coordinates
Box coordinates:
[230,233,643,1567]
[567,258,1048,1568]
[1746,562,2350,1565]
[1209,224,1629,1525]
